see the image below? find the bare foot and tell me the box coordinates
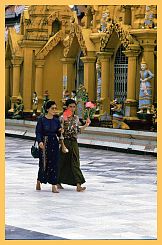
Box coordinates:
[36,180,41,190]
[57,184,64,189]
[52,185,59,193]
[76,186,86,192]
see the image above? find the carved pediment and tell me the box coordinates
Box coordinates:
[36,30,64,59]
[48,12,60,24]
[47,10,71,25]
[100,21,139,51]
[63,22,87,57]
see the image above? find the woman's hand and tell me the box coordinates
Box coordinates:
[59,128,64,134]
[39,142,44,150]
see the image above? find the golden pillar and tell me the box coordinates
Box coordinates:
[61,58,76,93]
[92,11,96,28]
[5,60,10,112]
[154,50,157,104]
[123,47,140,117]
[97,51,113,114]
[23,48,33,112]
[10,58,23,111]
[35,59,45,112]
[80,56,96,101]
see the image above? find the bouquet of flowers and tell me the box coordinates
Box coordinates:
[84,101,96,120]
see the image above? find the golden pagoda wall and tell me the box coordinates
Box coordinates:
[43,44,64,110]
[5,5,157,119]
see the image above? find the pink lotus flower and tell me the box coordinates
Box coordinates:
[63,108,72,120]
[85,101,96,119]
[85,101,95,109]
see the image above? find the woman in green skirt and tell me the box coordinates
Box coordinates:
[58,99,90,192]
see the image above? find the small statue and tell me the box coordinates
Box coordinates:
[62,90,70,108]
[100,11,109,32]
[137,59,154,114]
[41,90,50,115]
[144,5,154,29]
[12,94,24,119]
[63,90,70,100]
[111,99,129,129]
[71,90,77,101]
[32,91,38,116]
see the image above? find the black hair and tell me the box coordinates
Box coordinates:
[65,99,76,107]
[45,100,56,111]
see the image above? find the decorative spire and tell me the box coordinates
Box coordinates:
[141,58,147,64]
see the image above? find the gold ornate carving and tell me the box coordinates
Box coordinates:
[36,30,64,59]
[48,12,59,25]
[100,21,139,51]
[48,10,71,25]
[63,22,87,57]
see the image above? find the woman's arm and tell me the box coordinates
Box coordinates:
[35,117,44,148]
[56,118,62,137]
[79,118,91,134]
[58,116,69,153]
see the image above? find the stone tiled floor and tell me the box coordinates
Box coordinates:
[5,137,157,240]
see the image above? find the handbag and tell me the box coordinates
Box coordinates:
[31,140,39,158]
